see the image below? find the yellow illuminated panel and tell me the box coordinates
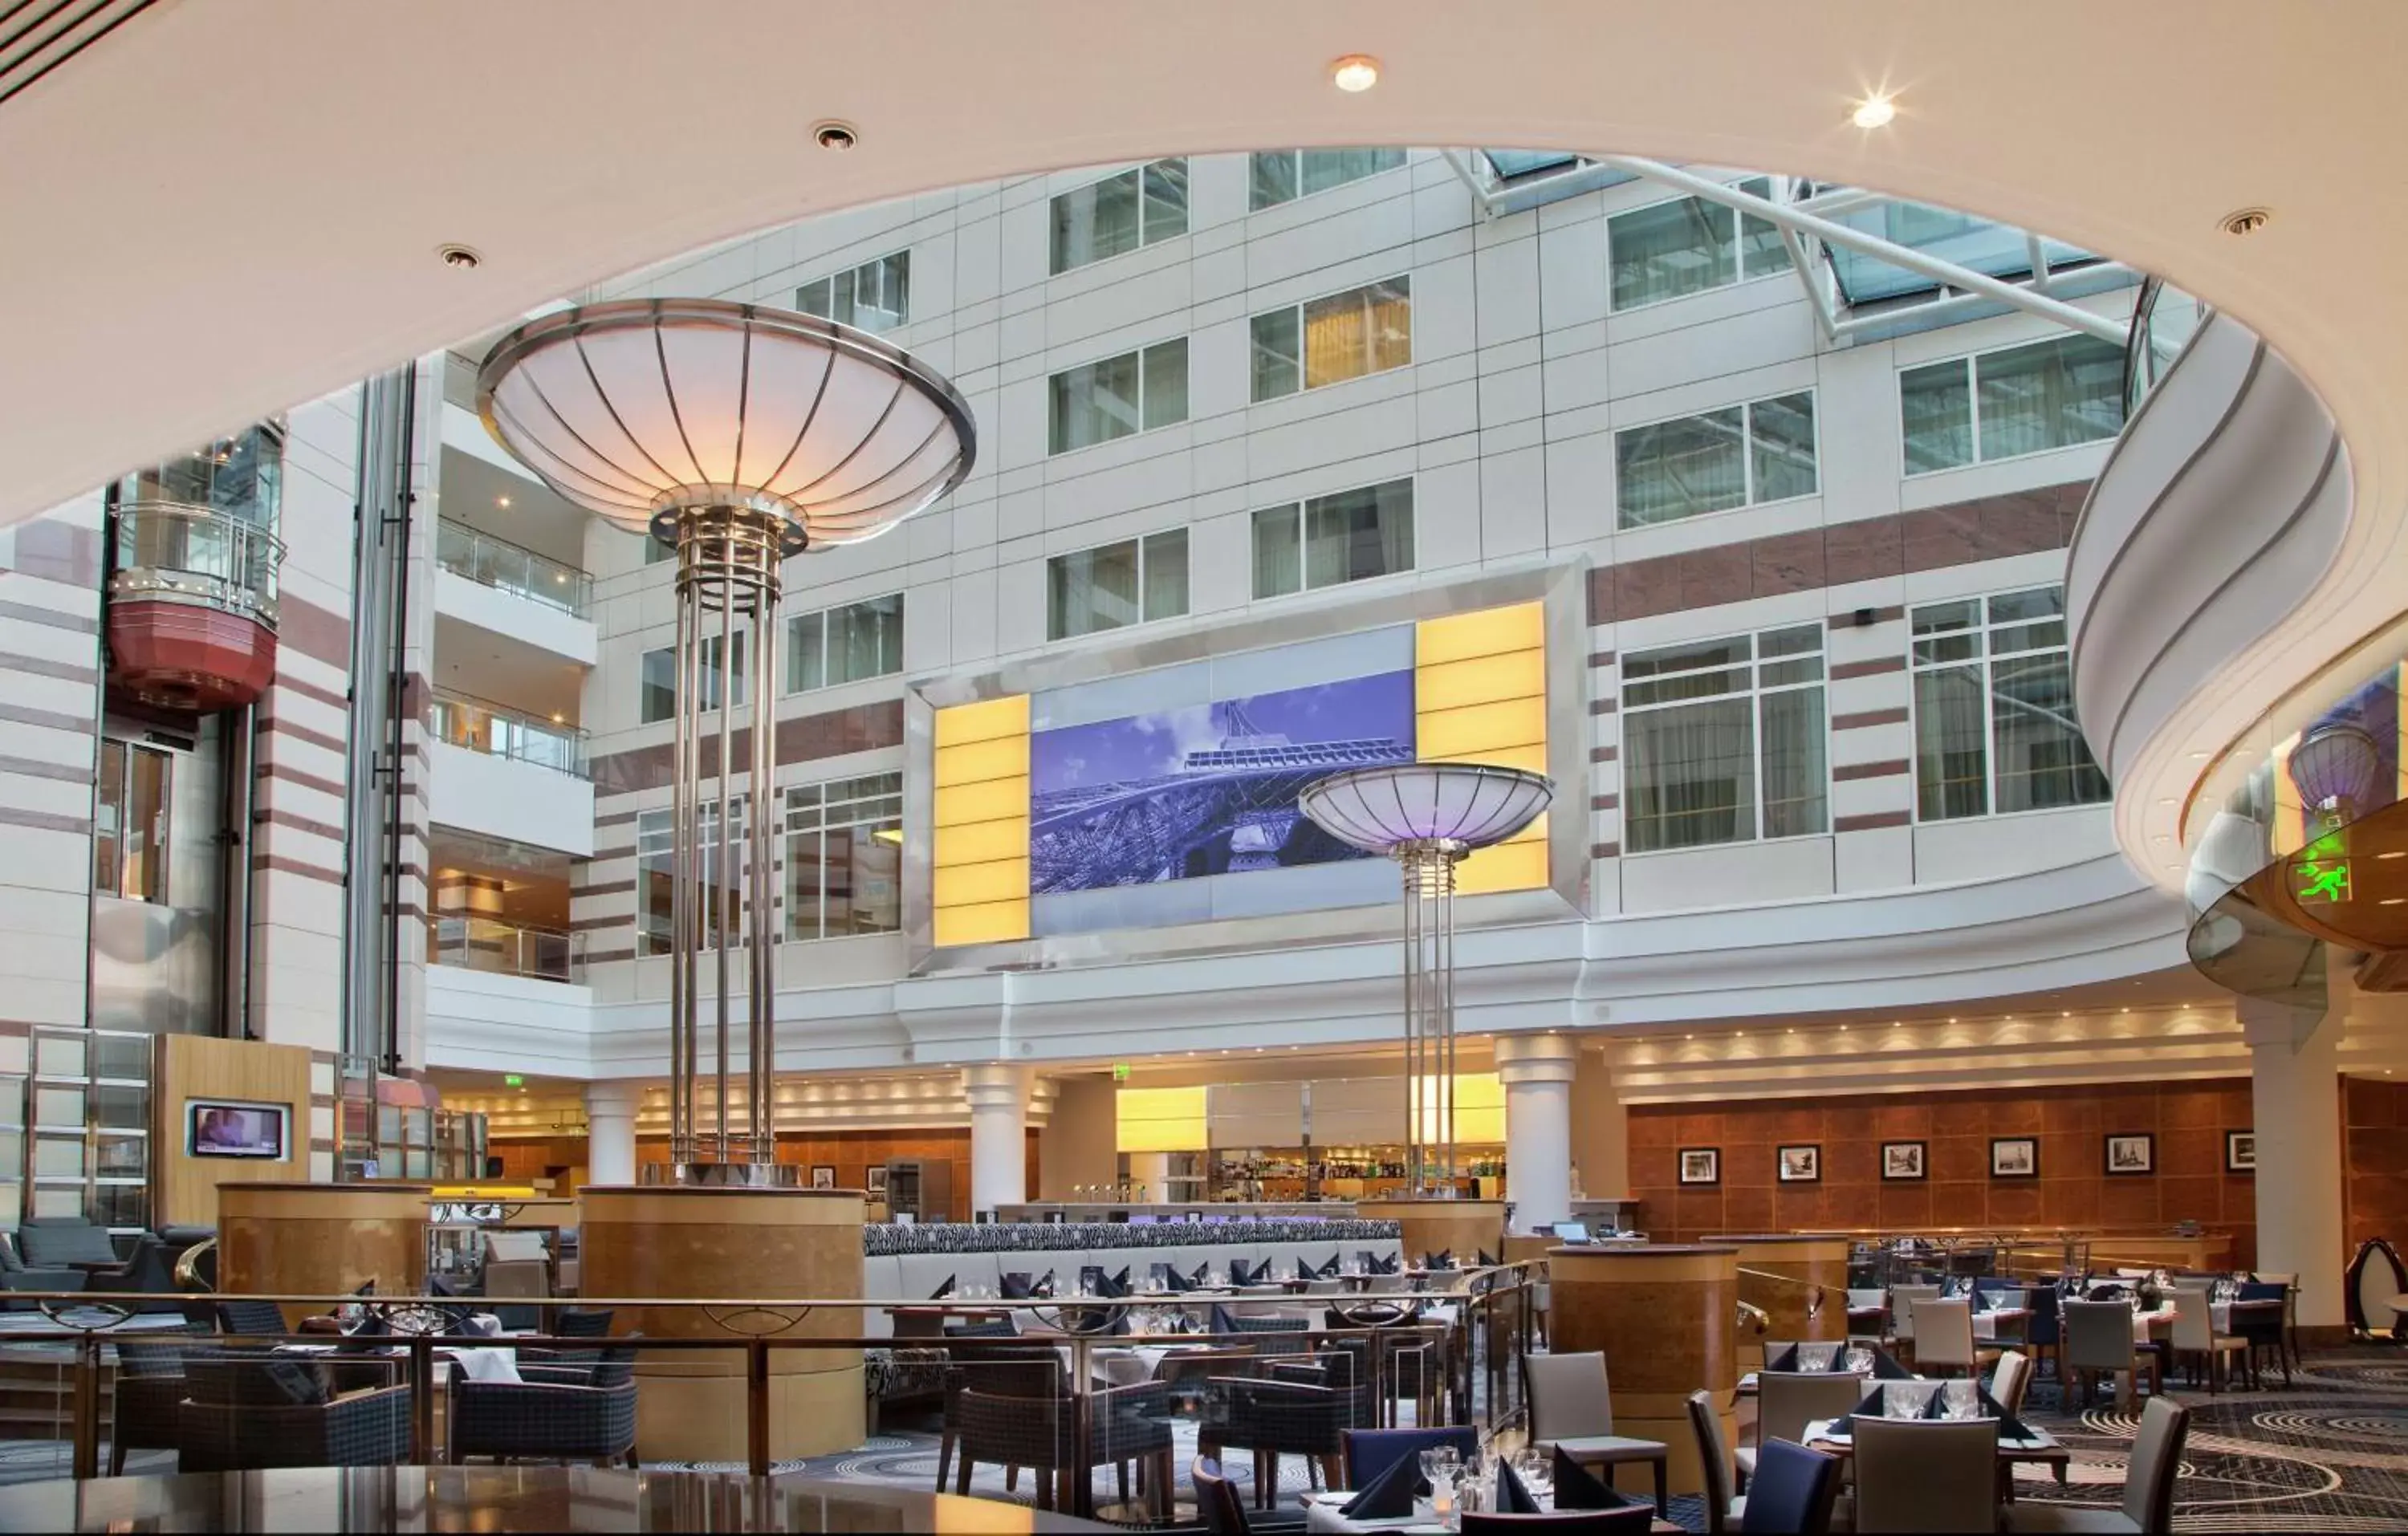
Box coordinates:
[1415,602,1548,895]
[1413,1071,1505,1144]
[2270,732,2304,857]
[1117,1085,1209,1152]
[932,695,1032,946]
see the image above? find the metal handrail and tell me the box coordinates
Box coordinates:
[434,517,592,618]
[429,914,585,983]
[2122,275,2211,417]
[429,688,589,778]
[107,499,285,624]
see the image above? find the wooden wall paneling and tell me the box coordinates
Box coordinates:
[152,1035,314,1229]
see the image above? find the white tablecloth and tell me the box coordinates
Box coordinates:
[1300,1490,1452,1534]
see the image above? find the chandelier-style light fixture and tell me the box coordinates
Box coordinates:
[479,299,974,1181]
[1299,762,1553,1196]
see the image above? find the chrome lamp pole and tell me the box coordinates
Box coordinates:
[478,299,973,1184]
[1299,762,1552,1197]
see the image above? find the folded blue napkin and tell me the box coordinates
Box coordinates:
[1495,1458,1542,1514]
[1338,1445,1422,1518]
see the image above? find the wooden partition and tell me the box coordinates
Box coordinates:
[1548,1244,1737,1497]
[1357,1197,1507,1266]
[150,1035,312,1230]
[1708,1233,1849,1370]
[218,1183,431,1327]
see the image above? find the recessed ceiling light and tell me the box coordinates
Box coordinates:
[2219,207,2272,238]
[437,243,482,270]
[812,120,859,151]
[1330,54,1381,92]
[2381,851,2406,860]
[1947,1017,1957,1024]
[1850,93,1898,129]
[2383,898,2405,907]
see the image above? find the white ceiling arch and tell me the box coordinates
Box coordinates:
[6,0,2406,866]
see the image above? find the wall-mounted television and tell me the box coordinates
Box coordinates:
[186,1099,289,1160]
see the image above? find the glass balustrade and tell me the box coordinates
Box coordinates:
[108,501,285,624]
[2123,276,2209,417]
[429,915,585,983]
[436,518,593,618]
[429,691,589,778]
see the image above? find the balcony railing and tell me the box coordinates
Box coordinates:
[429,690,589,778]
[436,518,592,619]
[108,501,284,624]
[430,915,586,983]
[2123,276,2210,417]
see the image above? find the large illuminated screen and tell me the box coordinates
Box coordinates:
[1029,668,1415,892]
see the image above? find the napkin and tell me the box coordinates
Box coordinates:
[1477,1249,1498,1269]
[1765,1343,1801,1371]
[999,1273,1033,1300]
[1210,1302,1240,1337]
[1337,1445,1422,1518]
[1190,1262,1210,1288]
[1980,1387,2036,1442]
[929,1274,956,1301]
[1552,1448,1637,1510]
[1112,1266,1131,1290]
[1824,1344,1854,1372]
[1495,1459,1543,1514]
[1865,1344,1914,1380]
[1152,1262,1186,1292]
[1423,1250,1454,1271]
[1319,1255,1341,1278]
[1035,1270,1056,1299]
[1229,1259,1255,1286]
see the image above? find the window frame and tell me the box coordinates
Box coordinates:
[1048,158,1190,276]
[1605,174,1794,315]
[1906,583,2109,823]
[1248,148,1409,211]
[1613,388,1820,530]
[1897,331,2127,477]
[640,632,745,725]
[636,798,750,957]
[1046,527,1190,641]
[1248,274,1413,403]
[1046,337,1190,456]
[1619,623,1831,855]
[93,739,173,904]
[1250,477,1417,601]
[784,592,905,696]
[782,772,904,943]
[793,248,911,333]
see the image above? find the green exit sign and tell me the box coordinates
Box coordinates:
[1112,1063,1130,1081]
[503,1075,525,1087]
[2292,859,2351,904]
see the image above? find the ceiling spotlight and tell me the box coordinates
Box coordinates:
[497,496,511,508]
[1329,54,1381,92]
[2219,207,2272,238]
[1850,95,1898,130]
[437,243,482,270]
[812,120,860,151]
[2382,898,2406,907]
[2382,851,2406,860]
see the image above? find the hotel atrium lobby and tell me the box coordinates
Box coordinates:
[0,2,2404,1530]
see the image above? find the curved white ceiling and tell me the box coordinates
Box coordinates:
[7,0,2406,854]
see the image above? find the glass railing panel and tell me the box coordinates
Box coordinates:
[435,518,592,618]
[431,916,585,982]
[2123,278,2210,416]
[429,691,589,778]
[108,502,284,622]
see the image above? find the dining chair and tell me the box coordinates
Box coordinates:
[108,1338,190,1475]
[1909,1298,1993,1378]
[448,1339,639,1467]
[2231,1281,2290,1386]
[1191,1454,1251,1536]
[1686,1388,1748,1534]
[1463,1510,1655,1533]
[2166,1285,2248,1393]
[1739,1437,1842,1535]
[1889,1284,1942,1354]
[1988,1349,2032,1420]
[2004,1396,2188,1533]
[1340,1424,1479,1491]
[2024,1287,2064,1389]
[1850,1417,2001,1534]
[958,1383,1175,1516]
[1527,1350,1670,1500]
[1845,1288,1889,1342]
[2251,1272,2302,1375]
[2063,1298,2157,1410]
[1742,1371,1865,1487]
[1197,1373,1348,1510]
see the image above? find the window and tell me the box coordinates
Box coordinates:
[639,634,744,725]
[1910,586,2109,819]
[637,799,746,957]
[1616,392,1816,528]
[1608,176,1792,311]
[1250,148,1407,209]
[1048,339,1189,454]
[787,594,904,693]
[94,741,171,903]
[785,774,902,941]
[1622,624,1827,852]
[1900,333,2125,473]
[795,250,909,333]
[1047,529,1188,640]
[1252,479,1413,599]
[1251,277,1412,401]
[1051,159,1187,274]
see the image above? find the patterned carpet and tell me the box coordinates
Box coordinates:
[1,1346,2402,1530]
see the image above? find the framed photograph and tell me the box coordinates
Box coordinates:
[1880,1141,1927,1181]
[2225,1130,2257,1173]
[1678,1147,1721,1185]
[1990,1137,2040,1179]
[2105,1132,2155,1176]
[808,1164,836,1189]
[1776,1144,1822,1184]
[865,1165,890,1193]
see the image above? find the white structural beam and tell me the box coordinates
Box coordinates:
[1592,155,2131,347]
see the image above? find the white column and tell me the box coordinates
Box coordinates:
[2243,994,2345,1326]
[586,1081,641,1187]
[963,1063,1033,1216]
[1495,1034,1580,1233]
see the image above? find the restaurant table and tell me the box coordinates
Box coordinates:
[1802,1416,2070,1500]
[1300,1487,1683,1534]
[0,1466,1120,1532]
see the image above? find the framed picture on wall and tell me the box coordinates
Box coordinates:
[1990,1137,2040,1179]
[1776,1144,1821,1183]
[865,1165,889,1193]
[2226,1130,2257,1173]
[1880,1141,1926,1181]
[1678,1148,1720,1185]
[808,1165,836,1189]
[2105,1132,2156,1176]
